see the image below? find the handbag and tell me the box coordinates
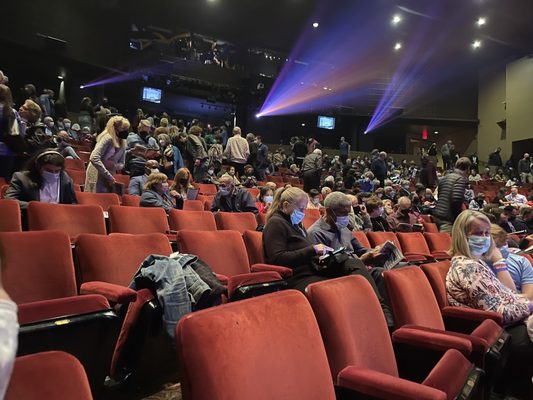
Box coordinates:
[312,247,359,278]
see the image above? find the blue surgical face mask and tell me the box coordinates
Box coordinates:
[335,216,350,229]
[290,209,305,225]
[499,244,510,259]
[41,170,60,183]
[263,195,273,204]
[468,235,491,256]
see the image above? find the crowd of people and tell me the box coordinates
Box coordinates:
[1,72,533,398]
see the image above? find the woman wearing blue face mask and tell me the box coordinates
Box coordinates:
[447,210,533,397]
[5,148,77,211]
[263,187,333,292]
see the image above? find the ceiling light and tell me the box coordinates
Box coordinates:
[323,87,328,91]
[392,14,402,25]
[472,40,482,49]
[476,17,486,26]
[301,123,306,127]
[434,131,439,134]
[312,22,319,28]
[394,42,402,51]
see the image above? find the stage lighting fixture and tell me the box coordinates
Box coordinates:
[392,14,402,25]
[301,123,306,127]
[79,85,85,89]
[255,113,261,118]
[312,22,319,28]
[57,75,64,80]
[476,17,486,26]
[472,40,482,49]
[434,131,439,134]
[394,42,402,51]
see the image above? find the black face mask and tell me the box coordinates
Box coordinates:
[118,130,129,139]
[179,179,189,185]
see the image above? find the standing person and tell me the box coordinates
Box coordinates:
[370,151,388,188]
[339,136,350,164]
[307,137,319,154]
[79,97,94,132]
[419,156,437,189]
[488,147,503,176]
[84,116,130,193]
[158,133,183,179]
[427,142,438,165]
[223,126,249,178]
[469,152,479,172]
[254,135,268,181]
[186,125,208,168]
[246,133,258,167]
[441,140,452,170]
[433,157,471,233]
[518,153,532,183]
[301,148,322,192]
[291,136,307,168]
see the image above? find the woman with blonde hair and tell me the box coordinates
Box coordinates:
[140,172,177,213]
[447,209,533,397]
[170,167,194,209]
[85,115,130,193]
[262,186,333,292]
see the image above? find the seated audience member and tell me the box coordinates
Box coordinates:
[506,185,527,206]
[382,198,394,217]
[382,186,396,202]
[494,168,507,183]
[255,186,274,214]
[492,187,512,207]
[491,208,516,233]
[264,181,277,193]
[490,224,533,300]
[219,166,240,186]
[191,158,208,183]
[468,169,482,183]
[210,175,258,215]
[387,196,420,232]
[366,197,392,232]
[527,194,533,208]
[0,262,18,399]
[54,130,80,159]
[346,194,372,232]
[5,149,77,209]
[158,133,183,179]
[306,191,393,326]
[140,172,178,213]
[481,167,492,181]
[516,206,533,234]
[240,164,258,188]
[128,159,159,196]
[469,192,488,211]
[202,164,219,184]
[320,186,332,201]
[464,183,475,203]
[358,171,375,193]
[446,210,533,397]
[504,205,529,233]
[170,167,194,209]
[306,188,322,210]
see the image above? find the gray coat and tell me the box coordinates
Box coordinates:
[85,134,126,193]
[140,189,177,213]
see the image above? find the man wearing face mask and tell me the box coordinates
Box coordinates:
[128,159,159,196]
[366,197,392,232]
[127,119,159,152]
[307,192,395,327]
[210,175,258,215]
[387,196,420,232]
[490,224,533,300]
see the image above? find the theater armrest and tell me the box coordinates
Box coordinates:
[80,281,137,304]
[250,263,293,278]
[392,326,472,356]
[442,306,503,331]
[215,273,229,285]
[337,366,447,400]
[227,271,282,299]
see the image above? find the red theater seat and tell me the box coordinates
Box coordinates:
[27,202,106,242]
[121,194,141,207]
[422,222,439,233]
[65,169,86,186]
[352,230,371,248]
[0,199,22,232]
[396,232,433,262]
[76,192,121,212]
[6,351,93,400]
[194,183,217,195]
[306,276,482,399]
[108,205,172,240]
[169,209,217,232]
[424,232,452,260]
[182,199,204,211]
[64,158,86,171]
[243,230,265,265]
[214,211,258,233]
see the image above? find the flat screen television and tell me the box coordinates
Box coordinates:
[142,87,162,104]
[317,115,335,130]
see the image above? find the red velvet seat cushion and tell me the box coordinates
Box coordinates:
[18,294,110,325]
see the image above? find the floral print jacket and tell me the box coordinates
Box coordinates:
[447,256,531,325]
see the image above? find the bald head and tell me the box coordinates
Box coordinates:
[233,126,242,136]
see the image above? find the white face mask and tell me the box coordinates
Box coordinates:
[41,170,60,183]
[149,168,159,174]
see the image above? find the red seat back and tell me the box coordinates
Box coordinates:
[64,158,86,171]
[76,192,121,212]
[183,200,204,211]
[422,222,439,233]
[215,212,258,234]
[421,261,452,309]
[352,231,371,248]
[303,210,321,230]
[27,202,106,241]
[121,194,140,207]
[194,183,217,195]
[176,291,336,400]
[424,233,452,254]
[245,187,260,199]
[108,205,169,234]
[76,233,172,287]
[366,231,402,251]
[384,267,445,330]
[0,184,8,198]
[112,174,131,189]
[306,276,398,379]
[65,169,87,186]
[197,194,214,210]
[396,232,431,257]
[6,351,93,400]
[0,231,77,303]
[177,230,250,277]
[0,199,22,232]
[169,209,217,232]
[243,230,264,265]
